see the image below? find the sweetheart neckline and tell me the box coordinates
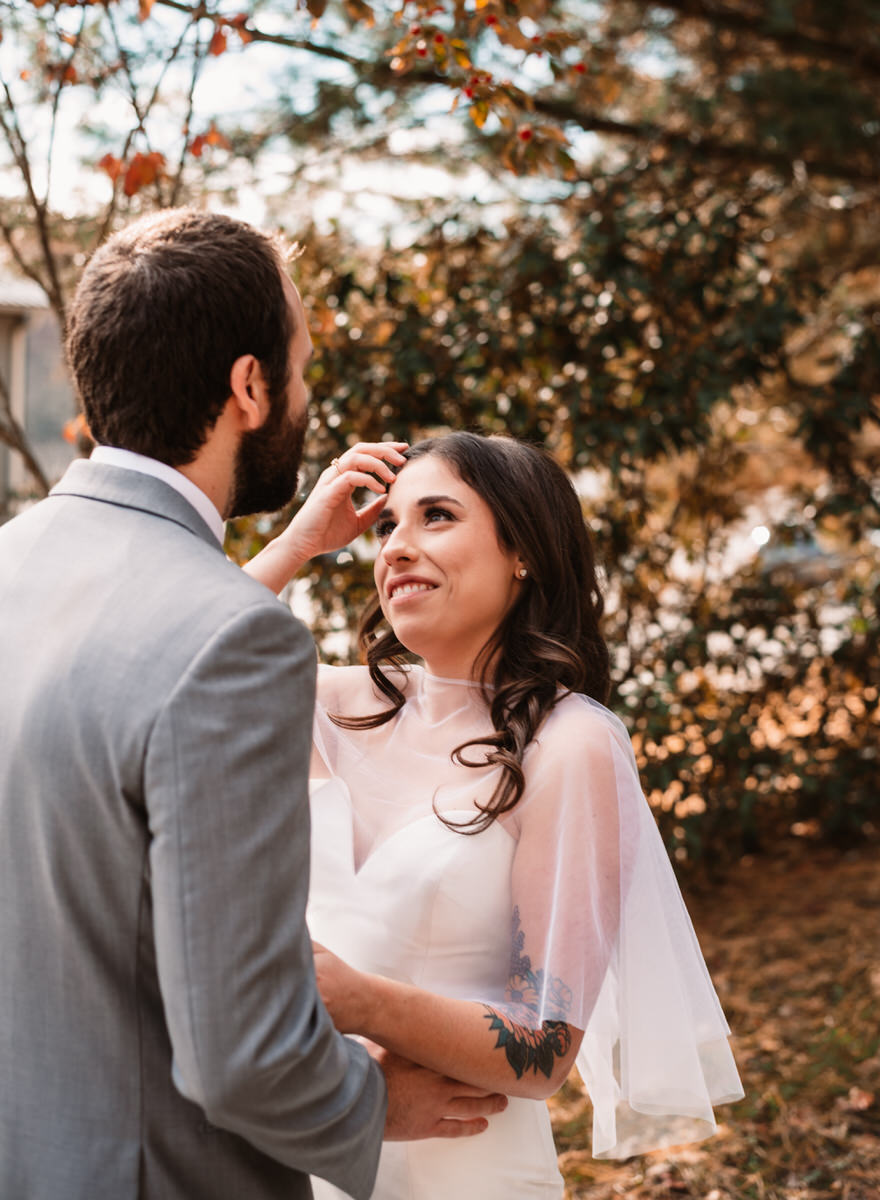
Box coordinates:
[309,776,514,877]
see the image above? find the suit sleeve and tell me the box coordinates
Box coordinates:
[144,599,386,1198]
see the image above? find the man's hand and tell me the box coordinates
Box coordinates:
[313,941,373,1034]
[369,1043,508,1141]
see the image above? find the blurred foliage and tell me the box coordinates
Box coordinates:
[2,0,879,867]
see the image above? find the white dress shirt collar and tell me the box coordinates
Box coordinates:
[90,445,226,546]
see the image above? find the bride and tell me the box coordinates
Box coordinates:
[246,432,743,1199]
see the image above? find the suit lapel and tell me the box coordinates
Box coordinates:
[50,458,223,552]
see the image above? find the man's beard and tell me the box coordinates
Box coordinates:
[228,396,307,518]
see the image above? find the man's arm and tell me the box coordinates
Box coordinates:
[144,600,385,1198]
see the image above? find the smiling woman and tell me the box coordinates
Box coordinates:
[244,432,744,1200]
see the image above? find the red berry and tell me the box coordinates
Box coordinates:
[417,46,428,57]
[434,32,445,43]
[464,87,474,98]
[485,14,498,25]
[574,62,586,74]
[410,23,421,34]
[519,127,533,142]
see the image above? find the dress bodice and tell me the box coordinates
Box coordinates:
[308,779,515,1005]
[306,776,564,1200]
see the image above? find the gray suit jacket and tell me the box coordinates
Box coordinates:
[0,459,386,1200]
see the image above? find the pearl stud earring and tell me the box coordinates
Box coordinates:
[517,566,528,579]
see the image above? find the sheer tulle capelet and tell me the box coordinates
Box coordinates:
[311,665,743,1158]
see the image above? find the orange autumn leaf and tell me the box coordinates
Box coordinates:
[189,123,231,157]
[138,0,155,18]
[469,100,489,128]
[62,413,91,445]
[228,13,253,44]
[208,27,227,56]
[123,150,165,197]
[205,124,230,148]
[97,152,123,182]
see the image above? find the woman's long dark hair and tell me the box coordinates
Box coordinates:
[332,432,611,833]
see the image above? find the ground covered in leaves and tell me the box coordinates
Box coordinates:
[549,844,880,1200]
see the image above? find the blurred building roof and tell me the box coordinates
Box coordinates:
[0,274,49,313]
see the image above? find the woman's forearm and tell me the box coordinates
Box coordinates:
[349,973,581,1100]
[242,530,308,596]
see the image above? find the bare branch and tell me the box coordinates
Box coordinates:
[104,0,202,208]
[154,0,376,70]
[0,366,51,497]
[168,18,210,206]
[0,212,50,296]
[46,5,89,204]
[0,76,67,325]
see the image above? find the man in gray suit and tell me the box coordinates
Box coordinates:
[0,209,503,1200]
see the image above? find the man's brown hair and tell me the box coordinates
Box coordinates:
[65,208,294,466]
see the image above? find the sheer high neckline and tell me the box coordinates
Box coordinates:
[408,665,493,725]
[421,670,488,688]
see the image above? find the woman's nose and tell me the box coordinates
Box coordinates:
[381,524,417,563]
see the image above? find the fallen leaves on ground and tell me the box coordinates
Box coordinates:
[550,844,880,1200]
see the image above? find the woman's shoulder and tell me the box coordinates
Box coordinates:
[516,692,639,820]
[535,690,631,753]
[316,663,369,713]
[316,661,420,716]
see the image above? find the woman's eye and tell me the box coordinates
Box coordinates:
[375,519,396,540]
[425,507,454,524]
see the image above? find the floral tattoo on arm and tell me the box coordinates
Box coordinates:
[482,907,574,1081]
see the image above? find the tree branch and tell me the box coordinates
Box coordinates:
[0,76,67,326]
[0,211,51,296]
[530,97,880,185]
[150,2,877,185]
[46,5,88,204]
[649,0,880,79]
[169,19,210,206]
[105,1,201,208]
[0,365,51,498]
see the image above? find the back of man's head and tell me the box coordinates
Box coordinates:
[65,208,293,467]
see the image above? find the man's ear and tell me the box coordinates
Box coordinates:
[228,355,269,431]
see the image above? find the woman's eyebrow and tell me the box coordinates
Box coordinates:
[376,494,466,523]
[415,495,466,509]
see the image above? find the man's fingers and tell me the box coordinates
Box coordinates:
[444,1094,508,1119]
[431,1117,490,1139]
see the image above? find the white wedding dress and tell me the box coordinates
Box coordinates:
[308,777,563,1199]
[306,665,743,1200]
